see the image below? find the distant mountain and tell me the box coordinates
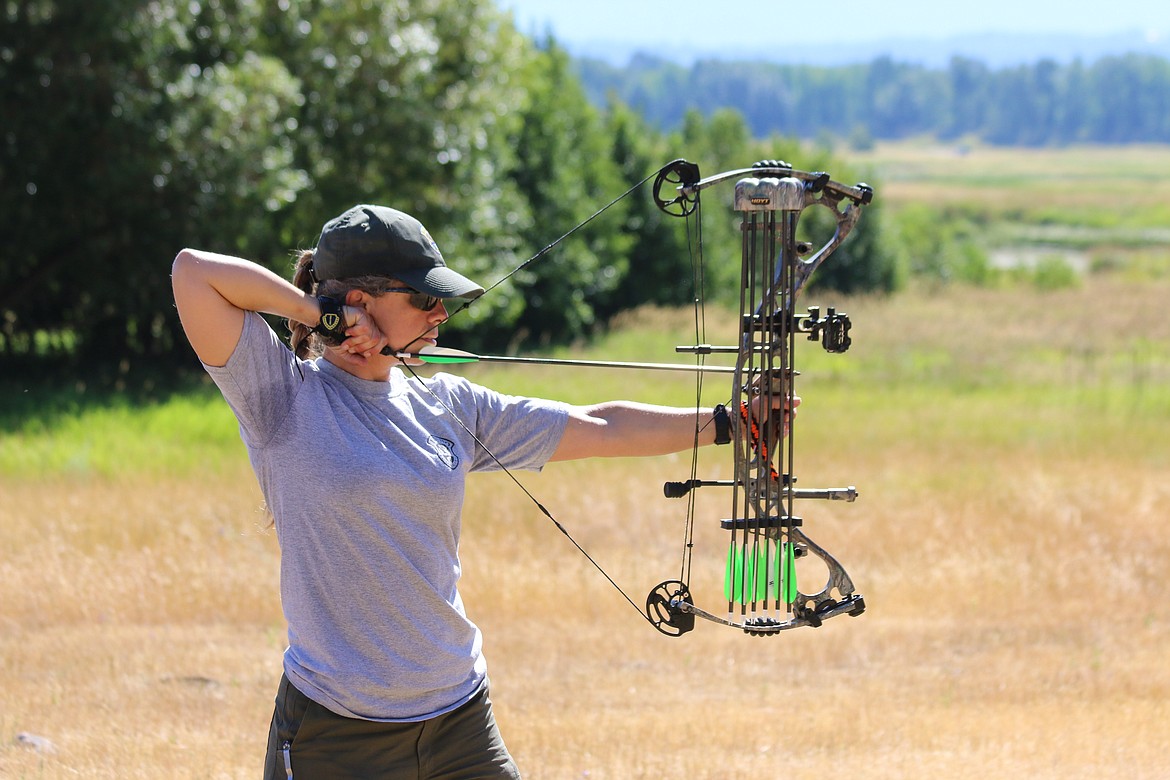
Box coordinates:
[565,29,1170,68]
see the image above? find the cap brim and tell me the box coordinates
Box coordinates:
[399,266,485,300]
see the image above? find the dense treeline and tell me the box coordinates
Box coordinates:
[576,53,1170,146]
[0,0,890,380]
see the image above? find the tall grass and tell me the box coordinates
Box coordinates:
[2,269,1168,777]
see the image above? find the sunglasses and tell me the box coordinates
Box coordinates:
[382,287,442,312]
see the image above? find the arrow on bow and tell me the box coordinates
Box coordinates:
[388,345,737,374]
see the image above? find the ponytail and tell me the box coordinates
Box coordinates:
[288,250,317,359]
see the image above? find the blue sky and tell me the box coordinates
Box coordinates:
[500,0,1169,48]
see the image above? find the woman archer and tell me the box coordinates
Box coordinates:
[171,203,791,779]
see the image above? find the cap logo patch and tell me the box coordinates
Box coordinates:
[419,226,441,255]
[320,312,342,332]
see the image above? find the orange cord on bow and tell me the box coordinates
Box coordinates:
[738,400,782,483]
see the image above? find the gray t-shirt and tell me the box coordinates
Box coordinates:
[205,312,568,721]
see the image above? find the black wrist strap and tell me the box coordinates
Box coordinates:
[313,295,347,345]
[712,403,731,445]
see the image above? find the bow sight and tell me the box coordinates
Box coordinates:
[647,159,872,637]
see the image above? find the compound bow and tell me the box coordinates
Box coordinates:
[642,159,872,636]
[397,158,874,638]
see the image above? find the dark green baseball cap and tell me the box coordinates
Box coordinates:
[310,205,484,299]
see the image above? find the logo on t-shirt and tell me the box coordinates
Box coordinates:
[427,435,459,470]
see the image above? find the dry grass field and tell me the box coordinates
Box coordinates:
[3,143,1169,777]
[3,274,1168,779]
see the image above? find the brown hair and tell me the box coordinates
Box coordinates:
[287,249,401,359]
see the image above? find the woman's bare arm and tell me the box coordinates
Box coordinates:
[171,249,321,367]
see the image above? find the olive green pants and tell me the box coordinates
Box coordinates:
[263,674,521,779]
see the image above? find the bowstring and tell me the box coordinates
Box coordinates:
[384,162,686,628]
[679,191,705,589]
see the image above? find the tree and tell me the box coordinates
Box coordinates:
[594,101,693,320]
[0,0,542,369]
[0,0,306,371]
[942,57,990,140]
[251,0,542,350]
[483,39,633,350]
[1,1,898,379]
[572,53,1170,146]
